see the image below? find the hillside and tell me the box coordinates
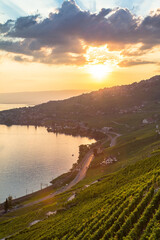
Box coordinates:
[0,75,160,134]
[1,75,160,239]
[1,142,160,239]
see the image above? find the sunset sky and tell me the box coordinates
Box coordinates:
[0,0,160,93]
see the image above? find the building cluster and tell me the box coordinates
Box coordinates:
[142,118,155,125]
[156,125,160,135]
[119,104,145,115]
[47,121,106,140]
[0,107,48,126]
[101,156,118,165]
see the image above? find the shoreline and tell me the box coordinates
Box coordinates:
[0,124,98,211]
[0,130,120,214]
[0,140,100,214]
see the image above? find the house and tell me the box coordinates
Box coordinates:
[142,118,154,125]
[142,119,149,124]
[156,130,160,135]
[101,127,113,134]
[97,147,103,154]
[101,156,118,165]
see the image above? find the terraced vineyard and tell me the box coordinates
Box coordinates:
[0,151,160,240]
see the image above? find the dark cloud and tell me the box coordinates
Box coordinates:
[13,15,39,31]
[14,55,29,62]
[0,19,13,33]
[97,8,112,18]
[138,9,160,48]
[0,39,37,56]
[119,60,155,67]
[0,0,160,65]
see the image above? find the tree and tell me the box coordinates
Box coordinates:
[4,198,9,213]
[4,195,13,213]
[93,148,98,157]
[8,195,13,208]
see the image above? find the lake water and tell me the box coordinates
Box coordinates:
[0,104,31,111]
[0,125,95,203]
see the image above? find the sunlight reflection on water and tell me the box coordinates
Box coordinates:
[0,125,95,203]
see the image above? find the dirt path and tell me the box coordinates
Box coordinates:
[112,121,129,128]
[107,132,121,147]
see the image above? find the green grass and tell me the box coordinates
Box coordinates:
[1,117,160,239]
[83,124,160,182]
[1,151,160,239]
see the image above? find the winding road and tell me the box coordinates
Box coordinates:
[22,150,95,208]
[1,131,120,211]
[107,132,121,147]
[65,150,94,190]
[21,131,120,208]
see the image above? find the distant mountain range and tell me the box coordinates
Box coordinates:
[0,90,87,105]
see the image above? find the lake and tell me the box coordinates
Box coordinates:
[0,104,31,112]
[0,125,95,203]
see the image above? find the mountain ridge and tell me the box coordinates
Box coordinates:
[0,75,160,133]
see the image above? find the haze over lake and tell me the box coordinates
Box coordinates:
[0,104,29,112]
[0,125,95,203]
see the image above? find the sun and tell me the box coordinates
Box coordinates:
[88,64,112,81]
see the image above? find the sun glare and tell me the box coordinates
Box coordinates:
[84,44,121,81]
[88,64,112,80]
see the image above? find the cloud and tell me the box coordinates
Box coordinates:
[13,55,32,62]
[119,60,155,67]
[0,19,13,33]
[0,0,160,65]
